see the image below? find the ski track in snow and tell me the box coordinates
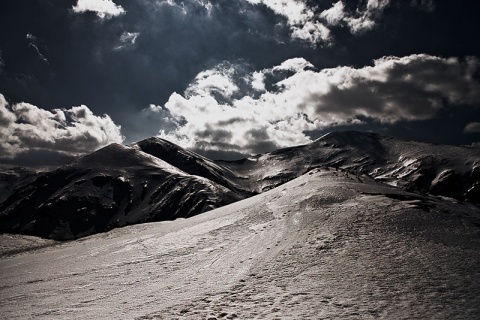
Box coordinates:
[1,169,480,319]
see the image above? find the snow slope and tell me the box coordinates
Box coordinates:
[1,168,479,319]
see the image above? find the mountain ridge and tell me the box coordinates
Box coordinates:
[1,130,479,240]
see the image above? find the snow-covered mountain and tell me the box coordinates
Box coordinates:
[1,131,479,240]
[222,131,480,202]
[131,137,251,196]
[0,143,241,240]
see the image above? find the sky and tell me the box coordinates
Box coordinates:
[1,0,480,167]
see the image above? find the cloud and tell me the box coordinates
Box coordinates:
[185,63,240,101]
[156,0,214,16]
[320,0,390,33]
[26,33,48,63]
[246,0,331,45]
[114,32,140,50]
[124,104,181,143]
[149,54,480,157]
[0,93,124,161]
[72,0,126,19]
[410,0,436,12]
[244,0,393,45]
[464,122,480,134]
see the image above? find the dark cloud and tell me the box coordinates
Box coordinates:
[306,55,480,121]
[464,122,480,134]
[196,127,233,141]
[410,0,436,12]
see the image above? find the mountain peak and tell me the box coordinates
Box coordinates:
[69,143,160,169]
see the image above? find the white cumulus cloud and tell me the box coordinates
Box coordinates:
[320,0,390,34]
[245,0,393,44]
[148,54,480,156]
[72,0,126,19]
[246,0,331,45]
[0,94,124,160]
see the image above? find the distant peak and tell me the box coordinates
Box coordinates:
[133,136,184,149]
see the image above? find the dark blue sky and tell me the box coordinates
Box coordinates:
[1,0,480,166]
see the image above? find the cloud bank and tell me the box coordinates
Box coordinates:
[153,54,480,156]
[72,0,126,19]
[0,94,124,161]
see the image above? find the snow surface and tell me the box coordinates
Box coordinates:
[1,168,480,319]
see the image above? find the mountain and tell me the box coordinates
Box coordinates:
[221,131,480,202]
[1,131,479,240]
[0,144,240,240]
[0,167,38,204]
[131,137,251,196]
[1,168,479,319]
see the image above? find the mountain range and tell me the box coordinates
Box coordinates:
[1,131,480,319]
[1,131,479,240]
